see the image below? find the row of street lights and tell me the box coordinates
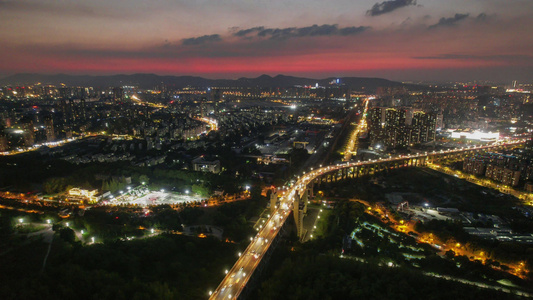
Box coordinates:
[15,218,99,244]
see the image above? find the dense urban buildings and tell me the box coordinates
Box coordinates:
[1,75,532,299]
[1,1,533,299]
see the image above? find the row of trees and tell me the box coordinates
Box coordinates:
[257,255,521,300]
[0,234,238,300]
[415,219,533,280]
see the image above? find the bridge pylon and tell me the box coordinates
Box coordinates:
[293,191,300,238]
[302,187,308,214]
[293,189,307,240]
[270,190,277,214]
[307,181,314,201]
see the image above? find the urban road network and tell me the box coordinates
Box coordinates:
[210,138,528,300]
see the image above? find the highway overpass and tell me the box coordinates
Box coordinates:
[209,139,528,300]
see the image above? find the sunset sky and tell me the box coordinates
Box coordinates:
[1,0,532,82]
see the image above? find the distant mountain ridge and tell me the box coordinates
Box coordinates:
[0,73,406,91]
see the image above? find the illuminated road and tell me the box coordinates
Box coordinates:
[343,99,369,162]
[0,136,82,156]
[130,94,167,108]
[194,116,218,131]
[209,139,528,300]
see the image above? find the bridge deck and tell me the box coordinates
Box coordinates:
[209,139,526,300]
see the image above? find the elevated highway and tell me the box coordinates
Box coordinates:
[209,139,528,300]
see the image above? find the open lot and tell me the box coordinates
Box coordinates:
[111,190,203,206]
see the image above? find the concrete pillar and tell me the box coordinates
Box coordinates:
[270,190,277,213]
[293,191,300,238]
[292,190,306,239]
[302,188,308,214]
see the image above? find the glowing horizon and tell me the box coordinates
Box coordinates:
[1,0,532,82]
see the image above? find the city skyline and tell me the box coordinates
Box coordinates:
[0,0,532,82]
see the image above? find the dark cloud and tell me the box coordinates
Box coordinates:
[31,23,371,61]
[366,0,417,17]
[338,26,369,35]
[233,27,265,37]
[428,13,469,29]
[182,34,222,46]
[258,28,294,39]
[297,24,337,36]
[233,24,370,40]
[476,13,488,22]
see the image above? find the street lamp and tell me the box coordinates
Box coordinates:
[18,218,23,223]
